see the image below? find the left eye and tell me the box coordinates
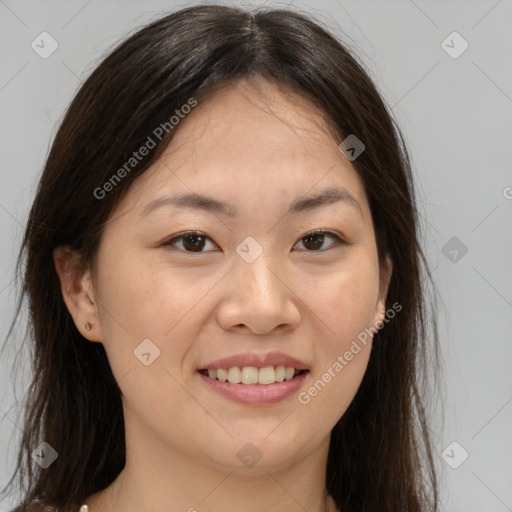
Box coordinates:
[163,230,344,253]
[294,230,344,251]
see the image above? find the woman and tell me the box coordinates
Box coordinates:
[2,4,440,512]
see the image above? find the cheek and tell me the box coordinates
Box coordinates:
[94,248,217,377]
[93,250,203,419]
[299,257,378,413]
[96,248,194,336]
[306,256,380,346]
[301,342,371,432]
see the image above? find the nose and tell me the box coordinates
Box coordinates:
[216,250,301,335]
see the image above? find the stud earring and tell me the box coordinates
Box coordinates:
[85,322,92,331]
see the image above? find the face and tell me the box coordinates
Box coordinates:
[61,77,391,474]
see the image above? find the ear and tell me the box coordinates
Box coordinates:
[53,245,103,342]
[373,254,393,330]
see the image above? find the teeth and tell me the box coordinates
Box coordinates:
[203,365,302,385]
[227,367,242,384]
[275,365,286,382]
[241,366,258,384]
[258,366,275,385]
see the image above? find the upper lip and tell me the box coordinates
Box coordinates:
[199,352,310,371]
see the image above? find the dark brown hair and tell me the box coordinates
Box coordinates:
[2,4,440,511]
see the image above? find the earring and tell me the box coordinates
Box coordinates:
[85,322,92,331]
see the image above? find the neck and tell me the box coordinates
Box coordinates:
[86,409,337,512]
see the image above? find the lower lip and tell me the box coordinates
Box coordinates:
[198,371,308,405]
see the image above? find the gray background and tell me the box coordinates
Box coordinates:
[1,1,511,511]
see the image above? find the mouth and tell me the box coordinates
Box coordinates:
[198,366,309,386]
[197,352,310,404]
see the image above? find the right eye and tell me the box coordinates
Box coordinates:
[162,231,219,253]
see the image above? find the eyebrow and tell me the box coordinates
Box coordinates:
[141,186,363,219]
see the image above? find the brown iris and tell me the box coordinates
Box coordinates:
[301,232,325,250]
[182,233,207,252]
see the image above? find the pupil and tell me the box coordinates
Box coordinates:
[184,234,205,252]
[304,233,324,250]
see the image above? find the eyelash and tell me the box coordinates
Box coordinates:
[162,229,347,254]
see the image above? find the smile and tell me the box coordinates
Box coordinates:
[197,367,309,405]
[199,365,307,385]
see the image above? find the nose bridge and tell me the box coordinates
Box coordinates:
[234,243,283,302]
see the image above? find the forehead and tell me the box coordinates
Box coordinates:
[172,77,339,159]
[114,77,371,224]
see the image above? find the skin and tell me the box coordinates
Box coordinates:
[54,77,392,512]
